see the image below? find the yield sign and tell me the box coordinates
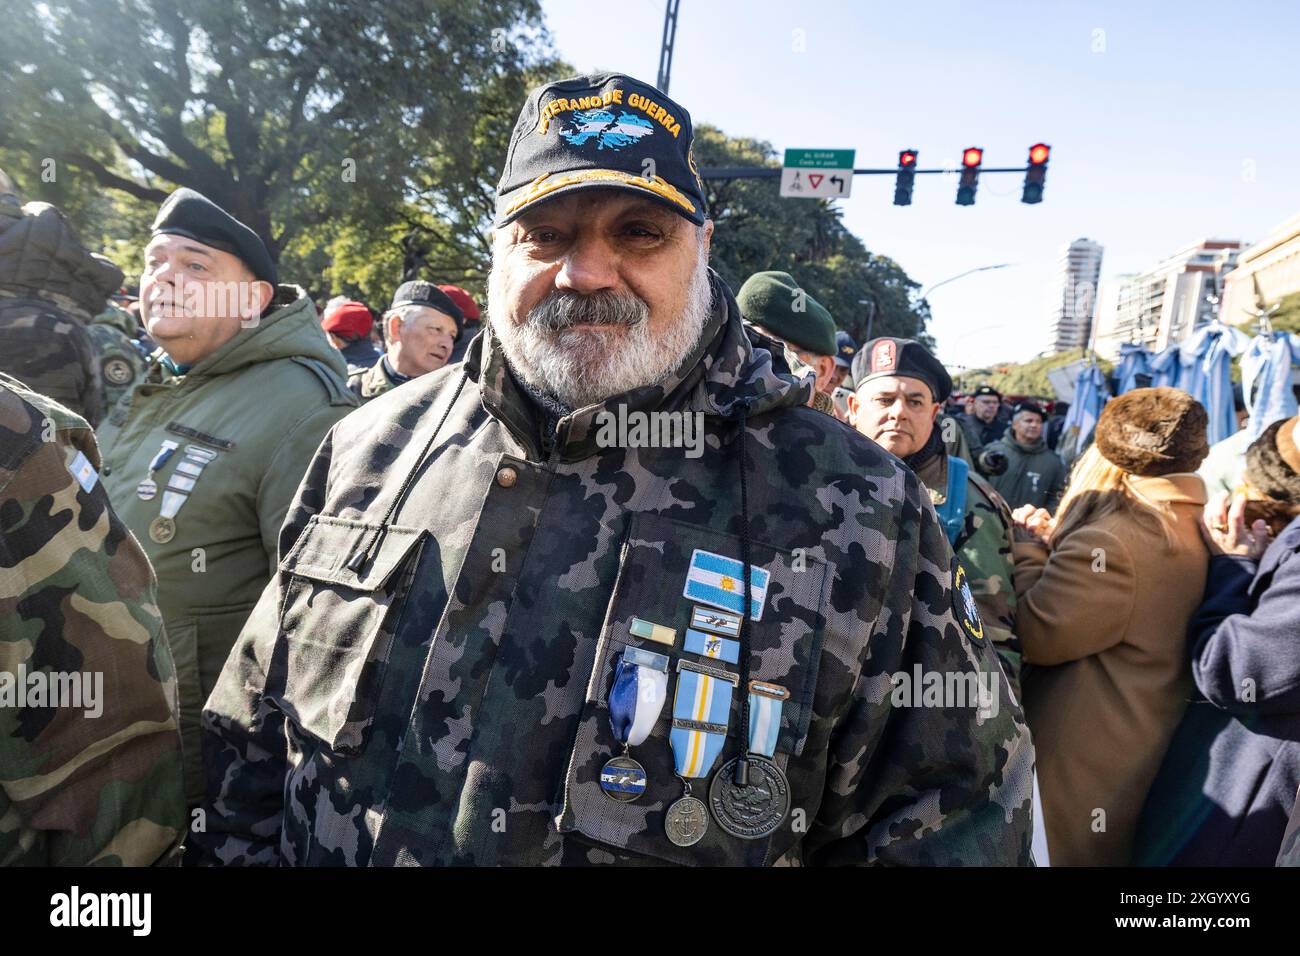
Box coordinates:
[808,173,824,189]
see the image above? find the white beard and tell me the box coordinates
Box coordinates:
[488,240,713,409]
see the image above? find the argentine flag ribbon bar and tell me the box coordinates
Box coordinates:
[682,549,770,621]
[747,680,790,759]
[670,660,738,779]
[684,628,740,664]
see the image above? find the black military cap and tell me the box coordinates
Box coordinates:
[495,73,707,227]
[852,337,952,403]
[973,384,1001,399]
[1013,400,1046,421]
[151,188,277,286]
[390,280,465,336]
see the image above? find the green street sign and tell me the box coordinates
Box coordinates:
[783,148,856,169]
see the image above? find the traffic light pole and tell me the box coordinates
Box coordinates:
[698,166,1031,180]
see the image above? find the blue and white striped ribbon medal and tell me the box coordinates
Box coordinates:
[601,646,669,803]
[708,680,792,840]
[665,659,738,846]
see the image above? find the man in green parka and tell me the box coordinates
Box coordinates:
[97,188,358,806]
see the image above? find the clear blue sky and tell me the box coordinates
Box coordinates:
[538,0,1300,369]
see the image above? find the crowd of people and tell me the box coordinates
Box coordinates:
[2,70,1299,868]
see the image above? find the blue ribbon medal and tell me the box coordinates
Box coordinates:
[664,659,738,846]
[601,646,669,803]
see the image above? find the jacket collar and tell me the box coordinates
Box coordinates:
[1129,472,1208,505]
[465,270,811,462]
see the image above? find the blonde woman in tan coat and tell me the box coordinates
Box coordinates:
[1011,388,1211,866]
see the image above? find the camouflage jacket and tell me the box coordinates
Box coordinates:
[346,355,404,403]
[196,274,1033,867]
[88,305,149,413]
[915,453,1021,699]
[0,373,185,865]
[0,201,123,428]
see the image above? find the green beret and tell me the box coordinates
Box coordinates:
[736,271,837,357]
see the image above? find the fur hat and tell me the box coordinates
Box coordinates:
[1094,386,1209,476]
[1244,415,1300,502]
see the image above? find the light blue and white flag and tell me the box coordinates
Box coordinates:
[682,549,770,621]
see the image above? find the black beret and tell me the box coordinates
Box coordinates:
[1013,401,1046,420]
[151,188,277,286]
[973,384,1001,399]
[851,337,952,403]
[389,280,465,335]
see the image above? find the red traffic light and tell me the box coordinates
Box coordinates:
[961,147,983,168]
[1028,143,1050,165]
[899,149,917,167]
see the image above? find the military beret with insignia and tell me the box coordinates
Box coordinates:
[1013,400,1046,421]
[973,384,1001,399]
[151,188,277,287]
[496,72,707,227]
[389,280,465,337]
[851,337,952,404]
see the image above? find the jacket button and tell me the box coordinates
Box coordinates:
[102,464,113,476]
[496,466,518,488]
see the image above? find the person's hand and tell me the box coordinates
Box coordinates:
[1012,504,1054,545]
[1201,491,1271,559]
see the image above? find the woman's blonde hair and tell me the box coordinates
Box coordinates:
[1051,445,1181,550]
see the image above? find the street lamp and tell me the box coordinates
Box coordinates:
[857,297,877,341]
[921,262,1013,300]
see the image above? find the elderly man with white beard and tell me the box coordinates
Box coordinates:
[194,73,1032,867]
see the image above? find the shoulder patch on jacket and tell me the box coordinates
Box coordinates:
[290,356,361,408]
[952,556,984,644]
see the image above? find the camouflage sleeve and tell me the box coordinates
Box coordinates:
[955,482,1021,697]
[0,387,184,866]
[812,471,1034,865]
[193,427,336,865]
[255,404,351,578]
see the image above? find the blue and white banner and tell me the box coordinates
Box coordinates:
[682,549,769,621]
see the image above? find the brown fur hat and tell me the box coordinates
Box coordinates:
[1094,386,1210,476]
[1245,416,1300,502]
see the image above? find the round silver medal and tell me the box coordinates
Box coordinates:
[708,756,790,840]
[136,478,157,501]
[599,754,647,803]
[665,795,708,847]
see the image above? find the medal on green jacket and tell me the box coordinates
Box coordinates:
[148,444,217,543]
[137,439,178,501]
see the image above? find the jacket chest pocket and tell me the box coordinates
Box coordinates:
[275,515,426,755]
[556,512,831,865]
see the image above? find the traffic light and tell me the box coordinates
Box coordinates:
[1021,142,1050,204]
[893,149,918,205]
[956,147,982,206]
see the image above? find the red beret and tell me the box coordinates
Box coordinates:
[438,285,480,322]
[321,300,373,339]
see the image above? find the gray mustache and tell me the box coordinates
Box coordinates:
[527,290,649,331]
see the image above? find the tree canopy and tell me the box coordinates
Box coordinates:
[0,1,932,345]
